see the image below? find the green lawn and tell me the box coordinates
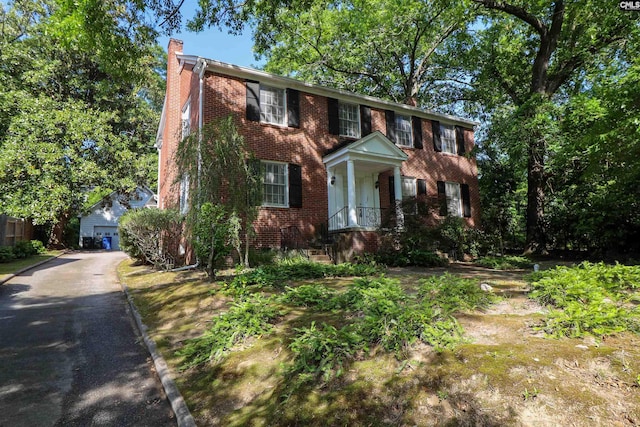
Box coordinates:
[0,251,63,280]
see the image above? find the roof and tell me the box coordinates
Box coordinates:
[155,41,480,145]
[175,53,479,128]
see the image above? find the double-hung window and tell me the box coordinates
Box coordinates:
[262,161,288,207]
[179,174,190,215]
[181,100,191,140]
[339,102,360,138]
[445,182,462,217]
[260,85,286,125]
[440,124,457,154]
[401,177,416,199]
[395,114,413,147]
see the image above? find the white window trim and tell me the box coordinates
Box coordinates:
[259,84,287,126]
[181,99,191,140]
[395,114,413,148]
[445,181,463,217]
[262,160,289,208]
[179,174,190,215]
[339,102,360,139]
[440,124,457,155]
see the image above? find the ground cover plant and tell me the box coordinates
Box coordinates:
[529,262,640,338]
[118,259,640,426]
[475,255,534,270]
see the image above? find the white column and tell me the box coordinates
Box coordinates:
[347,160,357,227]
[327,168,334,228]
[393,166,404,228]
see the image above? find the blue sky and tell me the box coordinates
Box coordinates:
[156,1,263,68]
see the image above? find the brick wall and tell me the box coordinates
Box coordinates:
[159,41,481,251]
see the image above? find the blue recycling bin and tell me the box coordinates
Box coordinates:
[102,236,112,250]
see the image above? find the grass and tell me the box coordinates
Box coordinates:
[0,250,63,279]
[117,259,640,426]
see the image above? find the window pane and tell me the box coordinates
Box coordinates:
[263,162,287,206]
[339,103,360,138]
[441,124,456,154]
[260,86,285,125]
[401,178,416,199]
[445,182,462,217]
[395,115,412,147]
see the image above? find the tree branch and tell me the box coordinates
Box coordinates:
[473,0,546,37]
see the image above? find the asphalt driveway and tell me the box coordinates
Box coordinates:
[0,251,176,426]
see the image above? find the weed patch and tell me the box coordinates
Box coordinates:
[530,262,640,338]
[177,294,281,369]
[476,255,533,270]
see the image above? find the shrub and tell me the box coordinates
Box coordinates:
[476,255,533,270]
[119,208,182,270]
[530,262,640,337]
[12,240,43,259]
[0,246,15,263]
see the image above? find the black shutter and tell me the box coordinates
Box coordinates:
[389,176,395,204]
[437,180,447,216]
[360,105,371,136]
[328,98,339,135]
[456,126,466,155]
[246,81,260,122]
[461,183,471,217]
[432,120,442,152]
[412,116,423,149]
[385,110,396,142]
[287,89,300,128]
[417,179,426,195]
[289,164,302,208]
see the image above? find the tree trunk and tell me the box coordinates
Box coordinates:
[49,211,71,249]
[524,135,548,255]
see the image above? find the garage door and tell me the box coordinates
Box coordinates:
[94,226,120,250]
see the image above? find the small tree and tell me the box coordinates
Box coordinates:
[192,203,241,279]
[175,116,261,268]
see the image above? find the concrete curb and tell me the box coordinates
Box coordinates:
[120,281,197,427]
[0,251,67,285]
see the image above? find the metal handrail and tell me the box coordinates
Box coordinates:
[328,206,386,230]
[327,206,348,231]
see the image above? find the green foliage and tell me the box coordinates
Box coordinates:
[176,116,261,267]
[289,322,364,381]
[0,247,16,263]
[192,203,238,278]
[286,275,495,381]
[476,256,533,270]
[255,0,470,108]
[418,274,498,314]
[177,295,280,369]
[0,0,163,245]
[279,284,338,310]
[222,258,383,297]
[530,262,640,338]
[0,240,46,262]
[118,208,182,269]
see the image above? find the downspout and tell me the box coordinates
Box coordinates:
[196,57,206,191]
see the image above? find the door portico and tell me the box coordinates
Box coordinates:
[323,131,408,231]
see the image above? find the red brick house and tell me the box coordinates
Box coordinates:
[156,39,480,260]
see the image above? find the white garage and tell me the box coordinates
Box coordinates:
[79,187,156,250]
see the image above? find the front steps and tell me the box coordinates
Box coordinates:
[307,248,333,264]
